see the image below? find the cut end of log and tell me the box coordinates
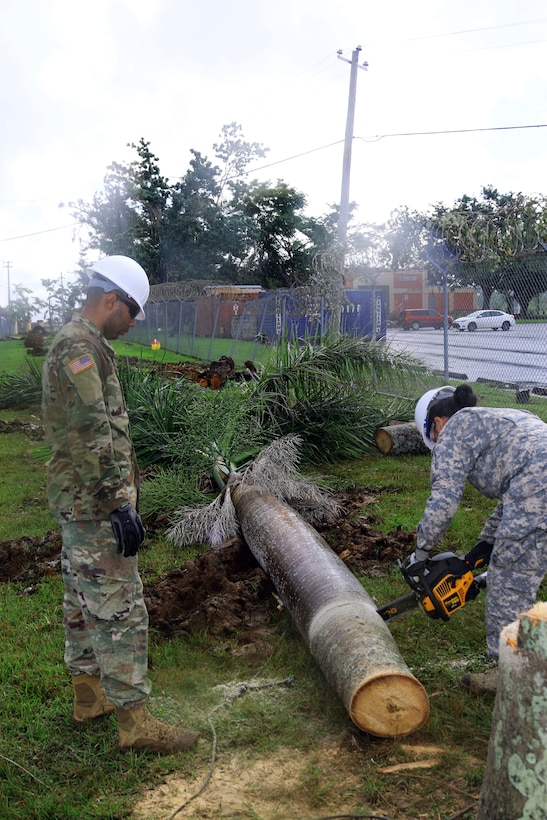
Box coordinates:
[350,671,430,738]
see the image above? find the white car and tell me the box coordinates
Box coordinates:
[452,310,516,332]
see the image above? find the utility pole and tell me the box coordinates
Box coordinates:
[4,261,12,311]
[337,46,368,253]
[3,261,13,335]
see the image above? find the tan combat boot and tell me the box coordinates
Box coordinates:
[460,668,498,694]
[72,673,116,723]
[116,703,199,754]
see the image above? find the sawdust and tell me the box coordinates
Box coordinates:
[132,741,364,820]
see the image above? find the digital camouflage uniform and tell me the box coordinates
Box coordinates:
[417,406,547,658]
[42,313,151,706]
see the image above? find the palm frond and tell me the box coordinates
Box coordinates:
[167,487,239,547]
[166,435,341,548]
[0,358,43,409]
[244,335,432,463]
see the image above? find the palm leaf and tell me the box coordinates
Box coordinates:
[0,358,43,409]
[245,335,432,462]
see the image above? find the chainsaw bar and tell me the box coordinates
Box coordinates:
[376,591,420,622]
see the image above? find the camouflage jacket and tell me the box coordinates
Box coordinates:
[42,313,138,523]
[417,407,547,552]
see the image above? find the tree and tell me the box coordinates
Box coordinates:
[378,207,432,270]
[41,271,87,327]
[8,285,43,325]
[376,189,547,313]
[426,187,547,312]
[212,121,269,204]
[71,139,171,283]
[69,128,340,290]
[240,182,314,289]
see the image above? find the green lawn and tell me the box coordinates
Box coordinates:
[0,334,543,818]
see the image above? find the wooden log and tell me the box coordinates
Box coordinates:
[231,483,430,738]
[374,422,428,455]
[477,601,547,819]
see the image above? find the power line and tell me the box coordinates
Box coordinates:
[221,140,346,181]
[357,123,547,143]
[364,16,547,47]
[228,123,547,180]
[402,16,547,43]
[2,122,546,242]
[0,223,77,242]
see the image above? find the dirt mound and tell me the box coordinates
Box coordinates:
[0,531,61,584]
[144,535,276,641]
[0,489,415,639]
[144,488,415,642]
[0,418,44,439]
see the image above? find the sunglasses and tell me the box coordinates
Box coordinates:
[115,292,140,319]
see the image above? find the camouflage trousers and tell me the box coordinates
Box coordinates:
[61,518,152,707]
[485,528,547,658]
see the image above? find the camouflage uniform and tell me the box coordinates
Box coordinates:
[416,407,547,658]
[42,313,151,706]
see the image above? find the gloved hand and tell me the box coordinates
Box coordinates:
[406,547,429,565]
[464,540,493,570]
[403,550,429,579]
[110,503,145,557]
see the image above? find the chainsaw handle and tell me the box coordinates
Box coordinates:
[464,540,493,570]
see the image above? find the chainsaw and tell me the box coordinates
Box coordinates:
[377,543,491,623]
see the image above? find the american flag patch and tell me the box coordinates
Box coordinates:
[68,355,95,375]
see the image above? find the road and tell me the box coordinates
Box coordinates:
[386,323,547,385]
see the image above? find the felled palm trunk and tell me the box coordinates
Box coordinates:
[477,602,547,819]
[374,422,428,455]
[231,483,430,738]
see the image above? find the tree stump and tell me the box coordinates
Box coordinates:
[374,422,428,455]
[477,601,547,819]
[231,484,430,738]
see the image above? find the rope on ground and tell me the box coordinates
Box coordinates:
[0,752,47,786]
[167,675,296,820]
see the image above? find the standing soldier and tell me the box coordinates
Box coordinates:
[42,255,198,753]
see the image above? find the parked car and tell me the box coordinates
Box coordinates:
[452,310,516,332]
[397,309,454,331]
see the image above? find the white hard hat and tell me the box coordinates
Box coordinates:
[86,255,150,320]
[415,386,455,450]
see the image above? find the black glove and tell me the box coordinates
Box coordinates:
[110,503,145,557]
[402,552,429,582]
[464,540,493,570]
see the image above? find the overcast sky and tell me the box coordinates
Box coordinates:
[1,0,547,312]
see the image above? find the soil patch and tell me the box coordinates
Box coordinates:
[0,489,415,633]
[132,740,368,820]
[0,488,417,679]
[0,531,62,586]
[143,488,415,643]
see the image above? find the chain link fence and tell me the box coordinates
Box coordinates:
[125,288,389,366]
[125,272,547,402]
[386,257,547,400]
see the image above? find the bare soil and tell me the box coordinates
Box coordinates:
[0,489,414,636]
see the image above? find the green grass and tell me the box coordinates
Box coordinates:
[0,409,497,819]
[127,327,273,367]
[0,337,203,374]
[0,339,45,372]
[0,421,54,538]
[2,344,542,818]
